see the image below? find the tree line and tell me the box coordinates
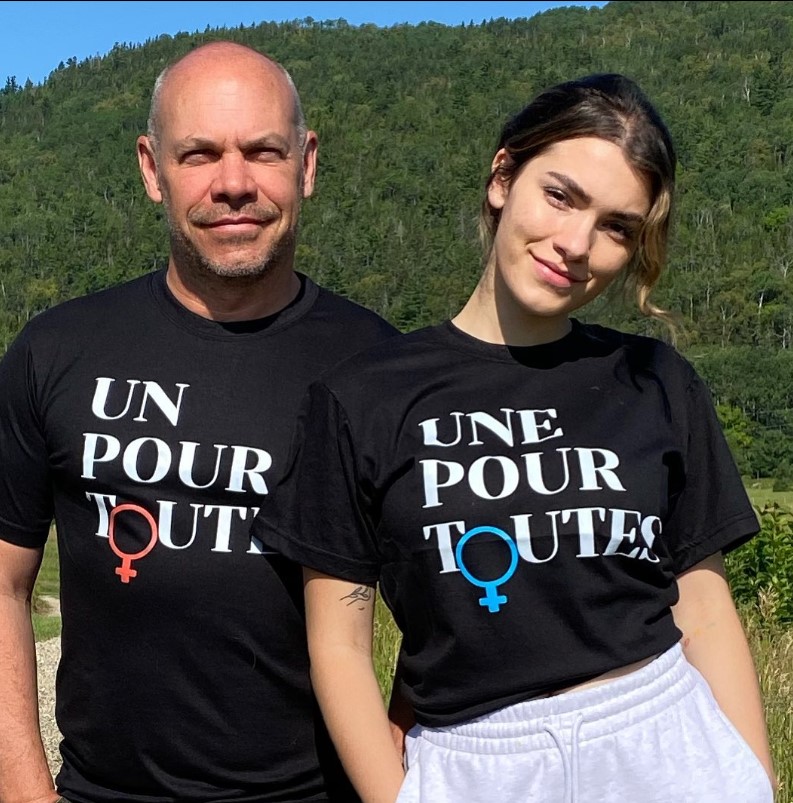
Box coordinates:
[1,0,792,478]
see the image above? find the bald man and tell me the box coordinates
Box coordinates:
[0,42,396,803]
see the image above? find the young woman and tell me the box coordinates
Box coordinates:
[256,74,776,802]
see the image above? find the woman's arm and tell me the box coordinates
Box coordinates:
[672,553,776,790]
[387,661,416,758]
[304,568,405,803]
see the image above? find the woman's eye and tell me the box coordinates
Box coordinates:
[545,187,569,207]
[605,221,636,242]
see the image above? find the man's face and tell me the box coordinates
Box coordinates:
[138,56,317,281]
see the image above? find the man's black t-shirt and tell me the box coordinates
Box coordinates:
[0,270,397,802]
[256,319,759,727]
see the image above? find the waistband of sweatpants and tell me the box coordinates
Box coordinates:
[413,643,702,752]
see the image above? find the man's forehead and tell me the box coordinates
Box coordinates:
[166,43,282,85]
[158,73,296,142]
[163,65,290,107]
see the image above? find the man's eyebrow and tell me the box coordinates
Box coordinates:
[547,170,646,225]
[175,134,291,151]
[175,137,216,151]
[239,134,291,151]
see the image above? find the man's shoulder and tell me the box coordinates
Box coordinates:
[311,280,398,335]
[296,278,400,370]
[314,324,443,389]
[22,272,155,337]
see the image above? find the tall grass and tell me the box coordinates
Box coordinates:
[374,596,401,699]
[741,592,792,802]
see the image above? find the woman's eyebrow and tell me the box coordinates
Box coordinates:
[547,171,592,204]
[547,170,646,224]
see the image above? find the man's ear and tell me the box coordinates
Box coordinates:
[301,130,319,199]
[137,135,163,203]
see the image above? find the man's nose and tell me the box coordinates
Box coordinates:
[210,154,257,205]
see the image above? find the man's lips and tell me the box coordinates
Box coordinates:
[190,207,279,227]
[202,216,268,227]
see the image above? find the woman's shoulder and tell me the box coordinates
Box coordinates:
[577,321,696,379]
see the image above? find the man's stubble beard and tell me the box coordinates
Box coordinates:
[166,220,298,283]
[161,188,301,284]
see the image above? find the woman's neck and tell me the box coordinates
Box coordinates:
[452,267,572,347]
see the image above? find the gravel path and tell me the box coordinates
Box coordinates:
[35,636,63,776]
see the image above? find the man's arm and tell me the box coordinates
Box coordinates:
[672,552,776,791]
[0,538,60,803]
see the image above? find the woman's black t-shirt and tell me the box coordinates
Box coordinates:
[255,320,759,727]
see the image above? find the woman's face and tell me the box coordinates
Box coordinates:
[486,136,651,338]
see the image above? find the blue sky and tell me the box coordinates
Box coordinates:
[1,1,607,87]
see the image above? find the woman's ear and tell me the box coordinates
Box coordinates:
[487,148,511,211]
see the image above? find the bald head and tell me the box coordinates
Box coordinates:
[135,36,319,307]
[146,42,307,158]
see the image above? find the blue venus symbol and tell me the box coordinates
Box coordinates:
[454,526,519,613]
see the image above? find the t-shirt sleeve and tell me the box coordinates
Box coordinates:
[663,370,759,574]
[0,329,54,547]
[252,380,382,585]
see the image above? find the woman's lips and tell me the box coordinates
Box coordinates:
[534,257,587,287]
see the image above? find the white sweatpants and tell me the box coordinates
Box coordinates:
[398,644,773,803]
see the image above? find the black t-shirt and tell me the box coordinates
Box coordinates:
[256,319,759,727]
[0,270,397,802]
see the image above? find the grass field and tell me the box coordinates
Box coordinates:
[33,499,792,801]
[745,477,793,512]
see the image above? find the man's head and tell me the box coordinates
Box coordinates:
[137,42,317,284]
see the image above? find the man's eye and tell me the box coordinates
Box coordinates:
[251,148,283,161]
[182,150,216,165]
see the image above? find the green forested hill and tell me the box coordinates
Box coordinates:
[2,0,793,475]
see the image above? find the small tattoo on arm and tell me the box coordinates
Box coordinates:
[340,585,373,610]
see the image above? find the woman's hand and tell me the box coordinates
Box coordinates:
[673,553,777,793]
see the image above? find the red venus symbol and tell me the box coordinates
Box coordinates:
[107,503,159,583]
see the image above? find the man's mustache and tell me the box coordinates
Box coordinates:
[188,206,279,225]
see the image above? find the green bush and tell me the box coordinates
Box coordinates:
[727,504,793,624]
[772,471,793,493]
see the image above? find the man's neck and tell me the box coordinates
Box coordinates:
[165,263,301,322]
